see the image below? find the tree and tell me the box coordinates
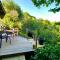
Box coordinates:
[0,1,6,18]
[2,0,23,29]
[22,12,38,32]
[2,0,23,19]
[20,12,39,38]
[32,0,60,13]
[36,19,60,44]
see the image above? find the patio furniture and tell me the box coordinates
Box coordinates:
[0,31,7,48]
[6,30,15,38]
[6,28,18,37]
[6,31,12,43]
[0,31,12,48]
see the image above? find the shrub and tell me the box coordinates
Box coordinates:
[31,44,60,60]
[18,31,27,37]
[37,29,58,45]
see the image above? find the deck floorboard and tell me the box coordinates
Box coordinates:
[0,36,33,56]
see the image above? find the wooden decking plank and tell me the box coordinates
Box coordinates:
[0,36,33,56]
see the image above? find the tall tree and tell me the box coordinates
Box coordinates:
[2,0,23,19]
[2,0,23,29]
[22,12,38,34]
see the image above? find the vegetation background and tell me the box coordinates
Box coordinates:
[1,0,60,60]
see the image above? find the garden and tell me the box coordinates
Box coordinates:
[0,0,60,60]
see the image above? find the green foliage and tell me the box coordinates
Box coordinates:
[1,0,60,45]
[2,0,23,17]
[21,15,60,44]
[22,12,38,33]
[38,29,58,44]
[37,19,60,44]
[31,45,60,60]
[0,1,6,18]
[18,31,27,38]
[32,0,60,13]
[2,0,23,29]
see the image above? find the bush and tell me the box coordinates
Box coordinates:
[31,44,60,60]
[18,31,27,37]
[37,29,58,45]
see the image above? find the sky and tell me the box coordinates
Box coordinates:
[14,0,60,22]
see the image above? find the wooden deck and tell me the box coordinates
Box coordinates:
[0,36,33,56]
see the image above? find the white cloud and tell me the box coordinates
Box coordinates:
[23,9,60,22]
[46,12,60,22]
[36,12,60,22]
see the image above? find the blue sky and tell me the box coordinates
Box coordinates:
[14,0,60,22]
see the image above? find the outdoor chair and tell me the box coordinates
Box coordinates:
[6,31,12,44]
[0,31,11,48]
[0,31,7,48]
